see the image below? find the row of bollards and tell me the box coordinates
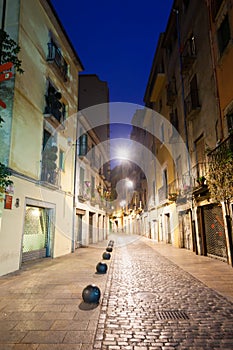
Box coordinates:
[82,240,114,304]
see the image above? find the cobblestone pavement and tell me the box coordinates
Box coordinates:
[94,235,233,350]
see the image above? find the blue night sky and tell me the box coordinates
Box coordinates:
[51,0,173,106]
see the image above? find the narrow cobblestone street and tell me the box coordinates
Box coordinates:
[0,234,233,349]
[94,235,233,350]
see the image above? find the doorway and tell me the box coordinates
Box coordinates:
[22,205,53,262]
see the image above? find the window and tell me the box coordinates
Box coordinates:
[185,74,200,115]
[79,167,85,195]
[227,112,233,134]
[153,180,156,203]
[163,168,168,198]
[59,150,65,170]
[217,15,231,56]
[91,144,95,166]
[160,123,165,143]
[91,176,95,198]
[170,108,179,131]
[211,0,224,19]
[183,0,190,13]
[62,103,68,121]
[44,81,66,124]
[79,134,88,156]
[41,129,58,185]
[47,38,68,81]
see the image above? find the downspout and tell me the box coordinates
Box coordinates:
[71,113,79,253]
[173,8,191,176]
[205,0,223,141]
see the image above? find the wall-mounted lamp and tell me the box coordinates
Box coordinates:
[15,198,20,208]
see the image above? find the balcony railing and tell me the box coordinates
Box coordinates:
[47,42,68,81]
[182,37,197,73]
[166,80,177,106]
[208,134,233,163]
[41,166,60,188]
[158,184,168,203]
[191,162,209,185]
[44,92,66,127]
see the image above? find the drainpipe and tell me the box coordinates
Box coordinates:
[71,114,79,253]
[173,8,191,176]
[205,0,223,142]
[0,0,6,64]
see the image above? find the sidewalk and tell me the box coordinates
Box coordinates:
[144,237,233,303]
[0,234,233,349]
[0,238,112,350]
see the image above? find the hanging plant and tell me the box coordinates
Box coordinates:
[0,162,13,193]
[0,29,24,193]
[207,149,233,202]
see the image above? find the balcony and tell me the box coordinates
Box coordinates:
[149,65,166,102]
[158,184,168,203]
[191,162,208,185]
[208,134,233,163]
[166,81,177,106]
[44,92,66,128]
[181,37,197,73]
[47,42,68,81]
[167,175,192,203]
[41,166,60,188]
[185,89,200,117]
[78,184,90,202]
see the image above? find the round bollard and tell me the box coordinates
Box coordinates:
[102,251,111,260]
[82,284,101,304]
[109,240,114,246]
[106,246,112,252]
[96,262,108,274]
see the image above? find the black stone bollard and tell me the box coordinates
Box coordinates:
[102,251,111,260]
[82,284,101,303]
[106,246,112,252]
[96,262,108,274]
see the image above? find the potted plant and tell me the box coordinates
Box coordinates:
[197,176,206,186]
[168,192,178,201]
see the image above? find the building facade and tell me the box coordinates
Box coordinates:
[142,0,233,265]
[75,74,111,247]
[0,0,83,276]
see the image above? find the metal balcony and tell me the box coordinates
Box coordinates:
[208,134,233,163]
[47,42,68,81]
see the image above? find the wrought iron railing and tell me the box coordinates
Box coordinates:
[208,134,233,163]
[158,184,168,203]
[182,36,197,72]
[47,42,68,81]
[41,166,60,187]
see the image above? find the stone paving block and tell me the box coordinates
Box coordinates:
[63,330,94,344]
[22,331,66,344]
[0,345,39,350]
[13,320,54,331]
[0,331,26,343]
[40,312,75,320]
[50,320,88,331]
[0,320,18,330]
[4,312,44,320]
[38,345,81,350]
[32,305,64,312]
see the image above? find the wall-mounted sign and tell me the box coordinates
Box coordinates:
[4,194,13,209]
